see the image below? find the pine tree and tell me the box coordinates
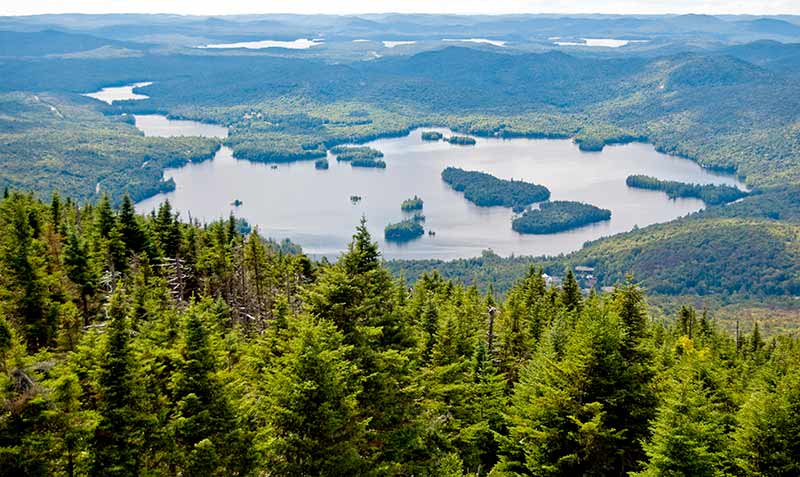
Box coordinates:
[0,195,56,351]
[611,279,656,472]
[421,296,439,363]
[63,229,96,323]
[94,194,115,240]
[265,316,366,475]
[90,288,143,477]
[153,201,181,258]
[171,309,251,475]
[632,338,732,477]
[750,322,763,353]
[49,373,98,477]
[733,364,800,475]
[496,297,647,476]
[560,269,582,313]
[118,194,145,254]
[303,220,418,471]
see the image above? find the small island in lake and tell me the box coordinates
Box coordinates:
[385,219,425,242]
[445,135,477,145]
[401,195,424,211]
[441,167,550,209]
[351,158,386,168]
[626,175,747,205]
[330,145,384,161]
[231,199,243,207]
[350,195,362,204]
[512,201,611,234]
[421,131,443,141]
[314,158,329,169]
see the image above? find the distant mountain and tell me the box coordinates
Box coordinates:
[0,29,140,57]
[721,40,800,74]
[739,18,800,36]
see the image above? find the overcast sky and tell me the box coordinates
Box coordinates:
[2,0,799,16]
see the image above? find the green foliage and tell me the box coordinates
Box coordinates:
[512,200,612,234]
[0,192,796,476]
[264,316,367,475]
[441,167,550,209]
[401,195,424,211]
[445,135,476,145]
[314,157,329,169]
[627,174,748,205]
[351,157,386,168]
[0,93,220,203]
[331,145,384,161]
[421,131,443,141]
[385,219,425,242]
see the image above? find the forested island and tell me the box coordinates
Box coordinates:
[442,167,550,208]
[384,218,425,241]
[446,135,477,145]
[421,131,443,141]
[512,200,612,234]
[401,195,424,211]
[351,157,386,168]
[626,175,748,205]
[330,145,384,161]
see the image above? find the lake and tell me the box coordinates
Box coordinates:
[85,83,745,261]
[443,38,507,47]
[135,126,744,261]
[198,38,323,49]
[552,38,648,48]
[82,81,152,104]
[134,114,228,138]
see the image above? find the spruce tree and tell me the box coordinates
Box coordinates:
[63,229,96,322]
[94,195,115,240]
[560,269,582,313]
[733,365,800,475]
[171,309,251,475]
[0,196,55,351]
[303,220,418,471]
[265,316,366,475]
[632,339,732,477]
[90,288,142,477]
[117,194,145,254]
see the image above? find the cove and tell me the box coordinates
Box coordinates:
[133,124,745,261]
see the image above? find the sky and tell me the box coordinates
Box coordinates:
[2,0,799,16]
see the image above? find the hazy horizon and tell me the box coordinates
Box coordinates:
[2,0,799,17]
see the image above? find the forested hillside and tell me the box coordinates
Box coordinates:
[1,191,799,476]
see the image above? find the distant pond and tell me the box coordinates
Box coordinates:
[85,83,745,260]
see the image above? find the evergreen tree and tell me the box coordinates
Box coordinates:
[733,364,800,475]
[632,338,732,477]
[153,200,181,258]
[304,220,418,471]
[63,229,96,322]
[560,269,582,313]
[0,195,56,351]
[265,316,366,475]
[171,308,251,475]
[94,195,115,240]
[90,288,143,477]
[118,194,145,254]
[497,297,647,476]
